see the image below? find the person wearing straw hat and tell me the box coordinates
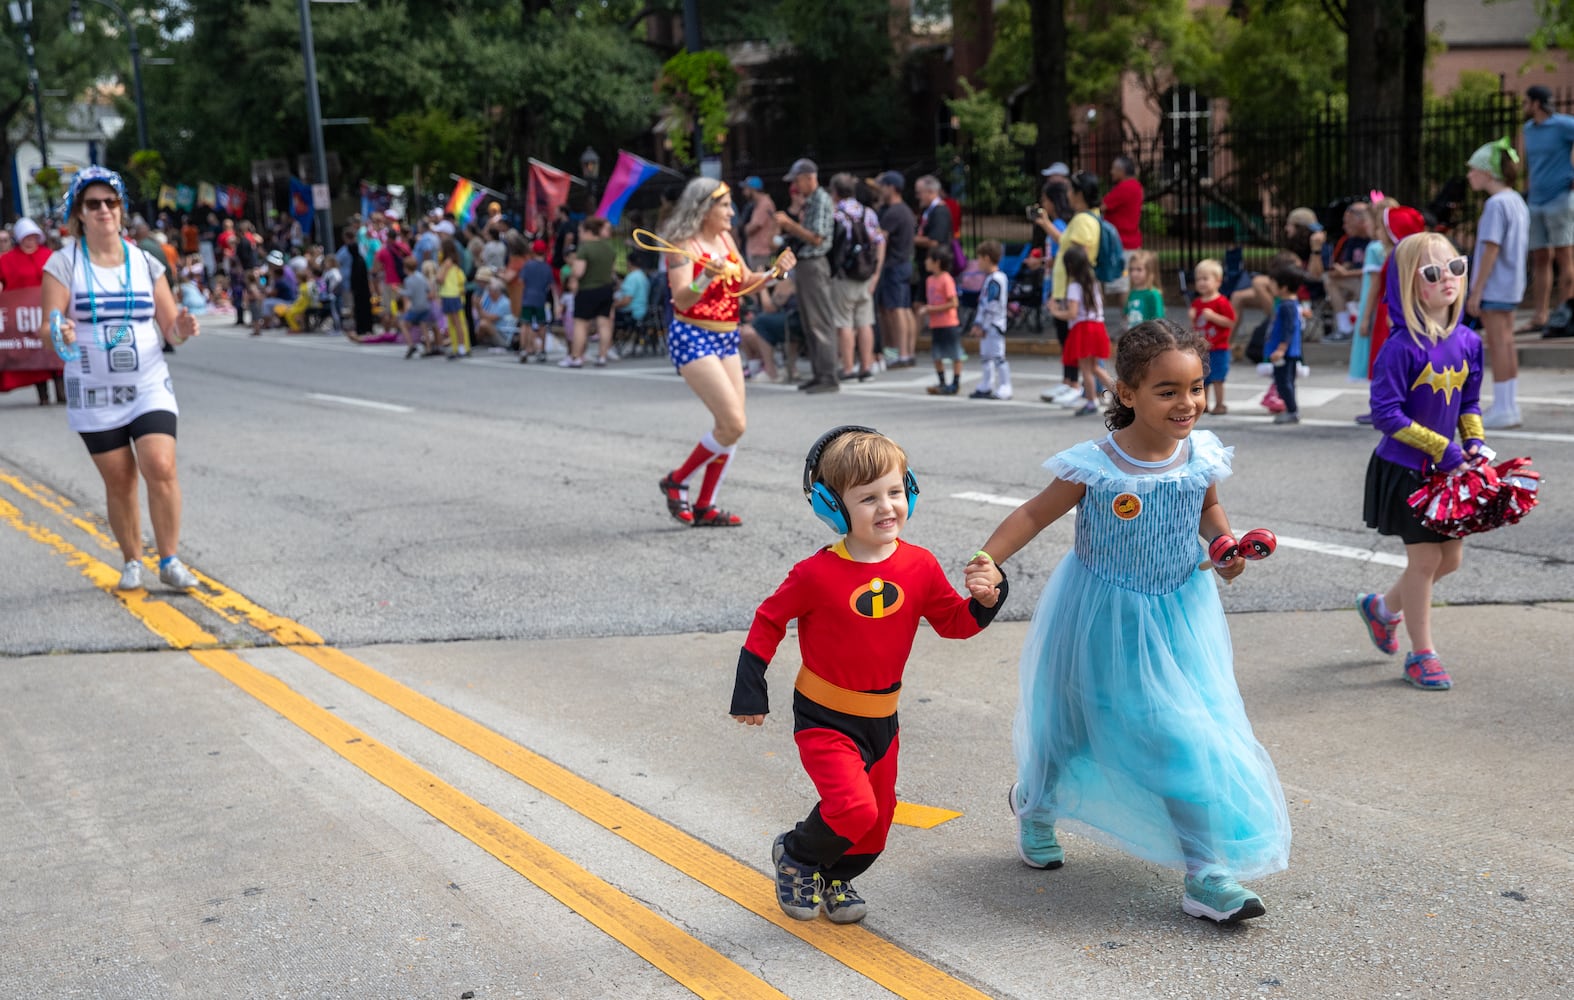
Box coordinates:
[1465,137,1530,428]
[38,166,202,592]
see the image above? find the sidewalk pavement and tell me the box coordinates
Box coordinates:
[927,304,1574,370]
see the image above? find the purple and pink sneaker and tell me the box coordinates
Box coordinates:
[1356,593,1402,655]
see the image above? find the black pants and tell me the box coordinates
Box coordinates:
[1272,355,1300,414]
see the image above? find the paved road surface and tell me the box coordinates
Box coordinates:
[2,316,1571,998]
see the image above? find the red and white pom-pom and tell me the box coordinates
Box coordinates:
[1406,454,1541,538]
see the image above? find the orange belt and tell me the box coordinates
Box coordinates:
[794,667,900,718]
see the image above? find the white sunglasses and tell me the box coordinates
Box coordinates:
[1419,256,1467,283]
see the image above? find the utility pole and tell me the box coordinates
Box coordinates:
[297,0,334,245]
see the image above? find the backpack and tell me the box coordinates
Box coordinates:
[1081,211,1126,284]
[830,207,880,282]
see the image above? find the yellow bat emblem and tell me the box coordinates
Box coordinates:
[1410,362,1468,402]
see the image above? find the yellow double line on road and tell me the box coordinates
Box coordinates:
[0,468,991,1000]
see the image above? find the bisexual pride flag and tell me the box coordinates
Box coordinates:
[446,176,485,225]
[595,151,663,225]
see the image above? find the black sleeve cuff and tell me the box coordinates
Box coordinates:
[968,565,1008,628]
[729,647,770,716]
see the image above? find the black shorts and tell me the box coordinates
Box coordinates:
[79,410,178,455]
[1363,452,1453,545]
[575,282,615,320]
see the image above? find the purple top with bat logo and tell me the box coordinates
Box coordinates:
[1369,249,1484,473]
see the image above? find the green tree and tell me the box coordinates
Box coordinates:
[0,0,123,221]
[941,80,1037,213]
[658,50,739,165]
[122,1,658,201]
[1499,0,1574,53]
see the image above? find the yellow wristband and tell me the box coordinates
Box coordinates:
[974,550,993,563]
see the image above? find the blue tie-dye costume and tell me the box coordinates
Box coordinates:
[1012,429,1292,879]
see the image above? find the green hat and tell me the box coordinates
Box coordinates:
[1467,136,1519,180]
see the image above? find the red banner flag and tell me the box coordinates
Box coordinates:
[525,160,572,236]
[0,286,62,373]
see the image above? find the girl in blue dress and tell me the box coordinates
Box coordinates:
[971,319,1291,924]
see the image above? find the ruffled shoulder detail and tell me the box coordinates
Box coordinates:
[1042,431,1233,494]
[1189,429,1234,487]
[1042,439,1112,484]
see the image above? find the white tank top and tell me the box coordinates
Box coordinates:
[44,239,178,434]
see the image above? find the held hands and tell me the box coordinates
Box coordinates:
[964,552,1004,608]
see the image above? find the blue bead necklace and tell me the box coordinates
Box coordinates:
[80,239,136,351]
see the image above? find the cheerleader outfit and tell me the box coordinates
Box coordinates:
[43,241,180,452]
[1363,256,1485,545]
[668,243,743,371]
[1013,429,1291,879]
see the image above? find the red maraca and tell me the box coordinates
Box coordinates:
[1238,528,1277,560]
[1201,528,1277,578]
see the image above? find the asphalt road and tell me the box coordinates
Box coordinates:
[2,316,1571,999]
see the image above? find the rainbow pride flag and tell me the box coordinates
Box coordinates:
[446,176,485,225]
[595,151,664,225]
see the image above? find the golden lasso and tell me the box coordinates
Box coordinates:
[630,228,787,298]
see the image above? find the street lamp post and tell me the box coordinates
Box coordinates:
[8,0,50,212]
[298,0,348,247]
[69,0,148,153]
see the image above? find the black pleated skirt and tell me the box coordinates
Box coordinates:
[1363,452,1453,545]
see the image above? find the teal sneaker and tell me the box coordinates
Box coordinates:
[822,879,868,924]
[1182,870,1266,924]
[771,833,823,920]
[1008,783,1064,869]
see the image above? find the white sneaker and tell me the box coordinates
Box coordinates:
[1047,384,1081,403]
[1060,393,1091,409]
[117,559,143,591]
[1482,408,1522,429]
[159,556,199,590]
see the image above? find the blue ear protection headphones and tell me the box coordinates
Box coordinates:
[802,425,920,534]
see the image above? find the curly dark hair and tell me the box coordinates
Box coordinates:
[1104,318,1211,430]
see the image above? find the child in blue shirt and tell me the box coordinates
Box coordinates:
[1264,263,1305,425]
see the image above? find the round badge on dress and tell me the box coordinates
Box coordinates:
[1112,493,1141,520]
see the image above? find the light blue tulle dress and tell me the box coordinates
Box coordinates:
[1013,430,1291,879]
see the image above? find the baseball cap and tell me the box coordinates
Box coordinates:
[783,158,818,181]
[488,201,502,213]
[875,170,904,190]
[1527,85,1553,106]
[1040,162,1070,178]
[433,220,456,235]
[12,218,43,243]
[531,238,548,255]
[744,175,763,190]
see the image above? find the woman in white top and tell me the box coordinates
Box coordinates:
[39,167,201,591]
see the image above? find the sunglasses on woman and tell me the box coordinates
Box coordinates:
[82,196,122,212]
[1419,256,1467,283]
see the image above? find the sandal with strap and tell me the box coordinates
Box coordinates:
[692,505,742,528]
[659,476,693,524]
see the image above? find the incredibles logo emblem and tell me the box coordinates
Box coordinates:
[850,577,906,619]
[1112,493,1142,520]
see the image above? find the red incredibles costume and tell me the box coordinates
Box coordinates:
[730,539,1005,883]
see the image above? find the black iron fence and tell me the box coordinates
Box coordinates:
[962,88,1560,296]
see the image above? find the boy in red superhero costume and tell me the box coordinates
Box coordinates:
[730,426,1006,923]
